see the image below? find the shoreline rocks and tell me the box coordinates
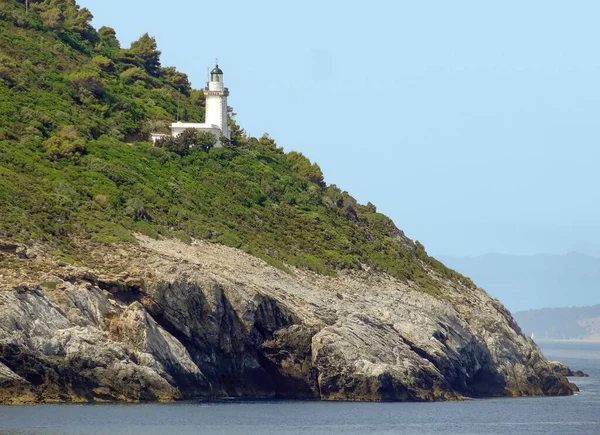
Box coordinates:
[0,237,577,404]
[549,361,590,378]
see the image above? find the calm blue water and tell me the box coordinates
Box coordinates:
[0,341,598,435]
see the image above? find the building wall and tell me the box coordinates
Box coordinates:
[205,80,230,139]
[221,93,229,139]
[151,133,168,144]
[205,94,223,132]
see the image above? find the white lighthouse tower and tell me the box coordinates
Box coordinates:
[204,64,230,139]
[151,62,231,145]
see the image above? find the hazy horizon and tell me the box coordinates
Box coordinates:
[433,251,600,260]
[78,0,600,259]
[438,252,600,311]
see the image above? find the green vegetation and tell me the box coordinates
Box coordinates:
[0,0,474,294]
[155,129,217,155]
[0,0,203,144]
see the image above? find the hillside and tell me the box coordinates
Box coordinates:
[515,305,600,341]
[0,0,469,293]
[0,0,576,403]
[437,253,600,312]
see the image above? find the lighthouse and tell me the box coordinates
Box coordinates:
[204,64,230,140]
[151,61,231,145]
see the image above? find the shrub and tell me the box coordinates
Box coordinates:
[196,131,217,152]
[155,129,217,156]
[155,135,183,155]
[125,198,149,221]
[68,71,104,98]
[91,55,114,72]
[287,151,325,187]
[119,66,150,85]
[42,126,86,159]
[177,128,198,148]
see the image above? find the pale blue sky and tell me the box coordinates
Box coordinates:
[79,0,600,257]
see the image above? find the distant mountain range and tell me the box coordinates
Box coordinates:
[436,253,600,312]
[513,305,600,341]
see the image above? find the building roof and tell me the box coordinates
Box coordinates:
[171,122,220,130]
[211,65,223,74]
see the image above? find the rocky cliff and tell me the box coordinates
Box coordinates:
[0,235,576,404]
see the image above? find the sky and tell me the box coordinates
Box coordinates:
[78,0,600,258]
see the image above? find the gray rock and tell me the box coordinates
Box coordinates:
[0,236,576,403]
[549,361,589,379]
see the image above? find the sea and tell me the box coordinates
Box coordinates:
[0,341,598,435]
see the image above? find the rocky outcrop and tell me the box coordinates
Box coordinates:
[549,361,590,378]
[0,236,577,403]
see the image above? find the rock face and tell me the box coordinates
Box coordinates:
[0,236,576,403]
[549,361,589,378]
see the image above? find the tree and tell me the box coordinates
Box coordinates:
[39,5,64,30]
[97,26,120,54]
[32,0,96,41]
[196,131,217,151]
[258,133,277,151]
[128,33,161,77]
[64,5,94,41]
[160,66,191,94]
[98,26,118,44]
[287,151,325,187]
[219,135,233,149]
[177,128,198,148]
[227,106,246,147]
[189,89,205,108]
[155,135,187,156]
[155,129,217,155]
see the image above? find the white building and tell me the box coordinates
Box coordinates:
[151,63,230,145]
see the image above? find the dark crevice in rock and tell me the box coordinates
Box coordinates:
[401,337,438,368]
[145,281,291,398]
[0,242,19,254]
[252,295,294,340]
[259,325,320,399]
[98,279,144,305]
[0,342,97,402]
